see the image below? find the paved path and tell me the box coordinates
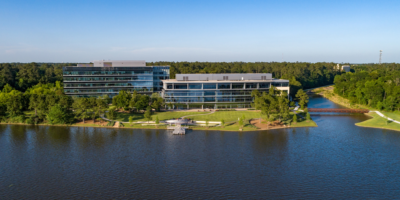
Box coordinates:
[370,111,400,124]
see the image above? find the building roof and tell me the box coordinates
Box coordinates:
[162,79,289,83]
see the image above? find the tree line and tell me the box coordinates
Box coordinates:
[0,82,164,125]
[334,65,400,111]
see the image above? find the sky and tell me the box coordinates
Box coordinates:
[0,0,399,63]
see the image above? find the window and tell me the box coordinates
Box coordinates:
[174,84,187,89]
[223,76,229,80]
[218,83,230,89]
[183,76,189,81]
[271,82,282,87]
[203,83,216,89]
[204,97,215,102]
[232,83,244,89]
[245,83,257,89]
[204,91,215,96]
[259,83,270,88]
[189,83,202,89]
[281,82,289,87]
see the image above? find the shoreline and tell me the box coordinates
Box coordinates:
[0,121,318,132]
[312,86,400,132]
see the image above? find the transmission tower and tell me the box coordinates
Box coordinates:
[379,50,382,64]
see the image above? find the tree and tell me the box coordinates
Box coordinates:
[112,90,130,110]
[155,116,160,128]
[295,90,309,109]
[238,117,244,130]
[72,98,89,123]
[293,114,297,124]
[220,119,225,128]
[29,94,39,116]
[6,90,24,117]
[47,104,67,124]
[0,64,15,89]
[306,112,311,121]
[205,118,209,129]
[96,97,108,118]
[144,106,152,123]
[106,108,116,120]
[135,95,150,112]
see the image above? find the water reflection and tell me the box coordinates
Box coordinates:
[1,95,400,199]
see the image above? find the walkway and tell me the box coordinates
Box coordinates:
[370,111,400,125]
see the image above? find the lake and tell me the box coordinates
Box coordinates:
[1,95,400,199]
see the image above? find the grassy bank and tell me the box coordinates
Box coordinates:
[355,113,400,132]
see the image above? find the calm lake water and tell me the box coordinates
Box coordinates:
[1,95,400,199]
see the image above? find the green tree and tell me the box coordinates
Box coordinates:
[72,98,89,123]
[47,104,67,124]
[293,114,297,124]
[106,108,116,120]
[306,112,311,121]
[6,90,24,117]
[144,106,152,123]
[295,90,309,109]
[205,118,209,129]
[135,95,150,112]
[220,119,225,128]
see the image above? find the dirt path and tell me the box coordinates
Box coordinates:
[113,121,120,128]
[250,119,287,130]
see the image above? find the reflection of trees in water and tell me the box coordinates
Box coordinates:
[10,125,27,144]
[0,124,8,138]
[47,126,71,145]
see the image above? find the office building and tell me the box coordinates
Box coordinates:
[63,60,169,97]
[162,74,289,109]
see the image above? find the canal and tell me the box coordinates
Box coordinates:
[1,95,400,199]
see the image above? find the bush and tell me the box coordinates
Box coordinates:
[293,114,297,124]
[306,112,311,121]
[106,109,116,120]
[107,121,115,127]
[119,122,125,127]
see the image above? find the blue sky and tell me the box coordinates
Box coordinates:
[0,0,399,63]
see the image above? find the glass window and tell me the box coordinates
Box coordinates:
[281,82,289,87]
[189,83,202,89]
[204,97,215,102]
[259,83,270,88]
[174,84,187,89]
[218,83,230,89]
[271,82,282,87]
[203,83,216,89]
[245,83,257,89]
[204,91,215,96]
[232,83,244,89]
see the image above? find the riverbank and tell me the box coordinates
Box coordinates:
[312,86,400,132]
[0,113,318,132]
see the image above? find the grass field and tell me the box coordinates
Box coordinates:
[189,111,262,122]
[356,113,400,131]
[114,111,210,122]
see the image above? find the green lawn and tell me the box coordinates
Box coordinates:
[381,111,400,122]
[356,113,400,131]
[115,111,210,122]
[189,111,262,122]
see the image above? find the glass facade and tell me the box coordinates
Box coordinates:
[162,81,289,109]
[63,66,169,97]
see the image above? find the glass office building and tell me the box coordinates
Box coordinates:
[63,60,169,97]
[162,74,289,109]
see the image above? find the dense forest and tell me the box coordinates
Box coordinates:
[334,63,400,111]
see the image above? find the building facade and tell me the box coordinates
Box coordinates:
[162,74,289,109]
[63,60,169,97]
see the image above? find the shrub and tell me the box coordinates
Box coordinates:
[119,122,125,127]
[107,121,115,127]
[306,112,311,121]
[293,114,297,124]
